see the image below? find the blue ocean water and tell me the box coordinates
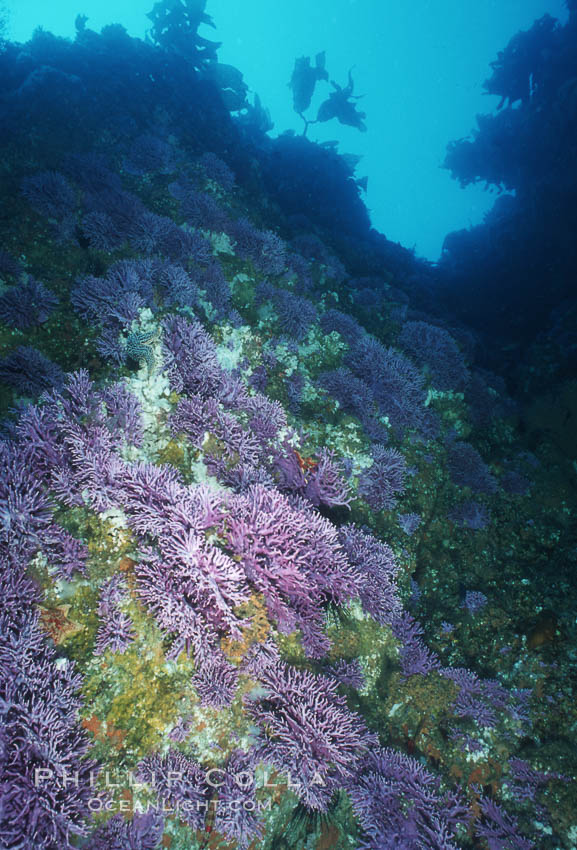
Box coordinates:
[4,0,568,258]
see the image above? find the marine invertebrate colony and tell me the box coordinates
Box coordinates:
[245,657,377,810]
[347,748,469,849]
[0,447,96,849]
[225,485,360,657]
[0,9,572,849]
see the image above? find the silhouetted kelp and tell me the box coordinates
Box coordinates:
[289,52,367,136]
[440,3,577,383]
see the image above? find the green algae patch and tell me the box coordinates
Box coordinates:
[155,437,186,468]
[81,633,192,766]
[275,630,309,666]
[229,270,257,313]
[84,516,135,582]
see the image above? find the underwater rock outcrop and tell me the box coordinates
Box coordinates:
[0,8,575,850]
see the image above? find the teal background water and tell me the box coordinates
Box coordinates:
[4,0,568,257]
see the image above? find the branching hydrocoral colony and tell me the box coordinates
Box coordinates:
[0,11,573,850]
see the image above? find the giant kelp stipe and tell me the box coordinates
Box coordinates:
[0,1,576,848]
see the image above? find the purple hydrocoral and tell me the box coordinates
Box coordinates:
[501,469,532,496]
[110,464,247,656]
[94,327,127,365]
[399,320,470,392]
[128,211,212,265]
[21,170,76,220]
[273,289,318,340]
[94,609,135,655]
[80,210,124,251]
[111,461,224,539]
[0,346,64,397]
[192,649,239,708]
[224,461,277,494]
[1,624,98,848]
[475,797,533,850]
[169,180,231,232]
[0,545,97,849]
[72,259,155,328]
[466,369,516,428]
[98,573,125,610]
[291,233,347,284]
[272,445,351,508]
[339,524,401,625]
[272,444,307,493]
[358,445,407,512]
[319,308,365,345]
[226,485,360,657]
[419,409,443,442]
[290,232,331,263]
[384,283,410,318]
[73,259,206,351]
[197,260,232,318]
[63,151,123,195]
[303,449,352,509]
[244,393,287,442]
[447,441,498,494]
[248,363,269,394]
[0,564,40,635]
[86,811,164,850]
[320,250,348,284]
[197,151,236,191]
[229,218,287,275]
[123,133,176,175]
[170,394,261,485]
[137,750,210,831]
[254,279,278,307]
[135,529,250,655]
[346,747,469,850]
[353,286,382,309]
[240,635,282,678]
[346,337,426,435]
[326,658,365,690]
[0,277,58,330]
[319,367,372,414]
[41,525,88,580]
[506,757,563,805]
[100,382,144,446]
[107,257,159,303]
[500,757,564,831]
[162,315,225,399]
[392,611,442,678]
[285,251,315,293]
[461,590,488,615]
[203,407,262,484]
[245,658,377,810]
[82,186,147,243]
[398,512,422,535]
[94,575,135,655]
[155,262,200,310]
[212,749,264,850]
[441,668,510,729]
[169,393,215,446]
[15,370,142,512]
[318,367,389,443]
[0,248,24,280]
[168,715,192,742]
[286,369,305,412]
[0,440,54,560]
